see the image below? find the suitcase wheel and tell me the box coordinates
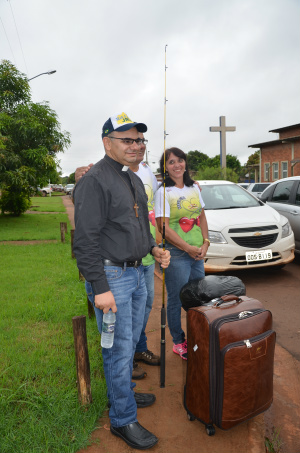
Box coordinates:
[205,424,215,436]
[187,413,196,421]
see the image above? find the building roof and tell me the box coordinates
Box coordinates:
[248,135,300,149]
[269,123,300,133]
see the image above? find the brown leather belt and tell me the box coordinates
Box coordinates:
[103,259,142,268]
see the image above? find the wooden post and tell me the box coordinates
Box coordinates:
[71,229,75,258]
[72,315,92,405]
[60,222,67,243]
[87,296,95,319]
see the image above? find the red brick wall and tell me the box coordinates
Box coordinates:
[260,141,300,181]
[278,126,300,139]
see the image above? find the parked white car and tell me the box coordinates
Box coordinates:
[246,182,271,198]
[37,186,52,196]
[198,180,295,272]
[260,176,300,255]
[64,184,75,195]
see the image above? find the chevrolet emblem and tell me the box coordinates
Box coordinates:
[253,232,262,236]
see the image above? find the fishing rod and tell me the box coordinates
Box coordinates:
[160,44,168,388]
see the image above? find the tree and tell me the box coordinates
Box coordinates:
[61,175,69,185]
[195,166,239,183]
[246,150,260,166]
[0,60,30,111]
[208,153,241,173]
[0,60,71,215]
[48,167,63,184]
[242,150,260,182]
[186,150,210,171]
[68,172,75,184]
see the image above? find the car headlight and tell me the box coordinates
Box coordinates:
[282,221,292,238]
[208,230,227,244]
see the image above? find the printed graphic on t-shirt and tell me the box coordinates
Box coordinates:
[175,195,202,232]
[155,185,204,246]
[144,182,155,227]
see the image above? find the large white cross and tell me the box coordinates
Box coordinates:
[210,116,236,168]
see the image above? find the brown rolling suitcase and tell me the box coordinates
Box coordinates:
[184,295,276,436]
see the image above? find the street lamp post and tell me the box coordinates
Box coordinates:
[28,70,56,81]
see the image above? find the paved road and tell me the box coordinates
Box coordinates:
[221,256,300,453]
[221,255,300,360]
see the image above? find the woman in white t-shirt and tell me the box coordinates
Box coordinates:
[155,147,209,360]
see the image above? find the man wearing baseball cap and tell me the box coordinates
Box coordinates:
[73,112,170,450]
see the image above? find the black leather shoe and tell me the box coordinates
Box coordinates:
[110,421,158,450]
[134,392,156,408]
[107,392,156,409]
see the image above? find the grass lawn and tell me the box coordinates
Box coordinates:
[50,191,66,196]
[29,195,67,212]
[0,205,107,453]
[0,213,70,241]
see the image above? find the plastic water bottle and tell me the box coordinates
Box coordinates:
[101,309,116,348]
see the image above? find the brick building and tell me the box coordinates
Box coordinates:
[248,123,300,182]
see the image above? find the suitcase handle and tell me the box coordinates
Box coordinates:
[215,295,242,307]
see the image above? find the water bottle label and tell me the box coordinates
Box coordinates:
[102,322,115,334]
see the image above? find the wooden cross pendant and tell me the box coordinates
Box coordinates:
[133,203,139,218]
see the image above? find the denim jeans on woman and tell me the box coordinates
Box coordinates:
[85,264,147,427]
[164,243,205,345]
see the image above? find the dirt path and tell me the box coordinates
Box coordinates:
[0,240,58,245]
[62,195,75,228]
[63,195,300,453]
[62,195,265,452]
[76,275,265,453]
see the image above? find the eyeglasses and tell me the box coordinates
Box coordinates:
[108,136,148,146]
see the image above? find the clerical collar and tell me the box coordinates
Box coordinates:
[104,154,124,172]
[104,156,140,217]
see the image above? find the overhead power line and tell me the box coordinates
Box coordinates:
[7,0,28,74]
[0,15,17,65]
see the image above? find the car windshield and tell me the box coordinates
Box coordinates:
[200,183,261,210]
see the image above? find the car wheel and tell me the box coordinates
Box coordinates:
[42,191,47,197]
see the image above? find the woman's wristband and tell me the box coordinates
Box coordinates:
[203,238,210,246]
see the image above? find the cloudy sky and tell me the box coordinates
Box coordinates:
[1,0,299,175]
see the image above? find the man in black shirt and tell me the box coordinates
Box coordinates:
[73,112,170,450]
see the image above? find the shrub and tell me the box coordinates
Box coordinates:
[195,166,239,183]
[0,189,31,216]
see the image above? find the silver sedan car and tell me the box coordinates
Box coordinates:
[260,176,300,254]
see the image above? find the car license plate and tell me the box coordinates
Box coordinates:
[246,249,273,262]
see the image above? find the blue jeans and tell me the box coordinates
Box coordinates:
[164,243,205,345]
[135,263,155,353]
[85,265,147,427]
